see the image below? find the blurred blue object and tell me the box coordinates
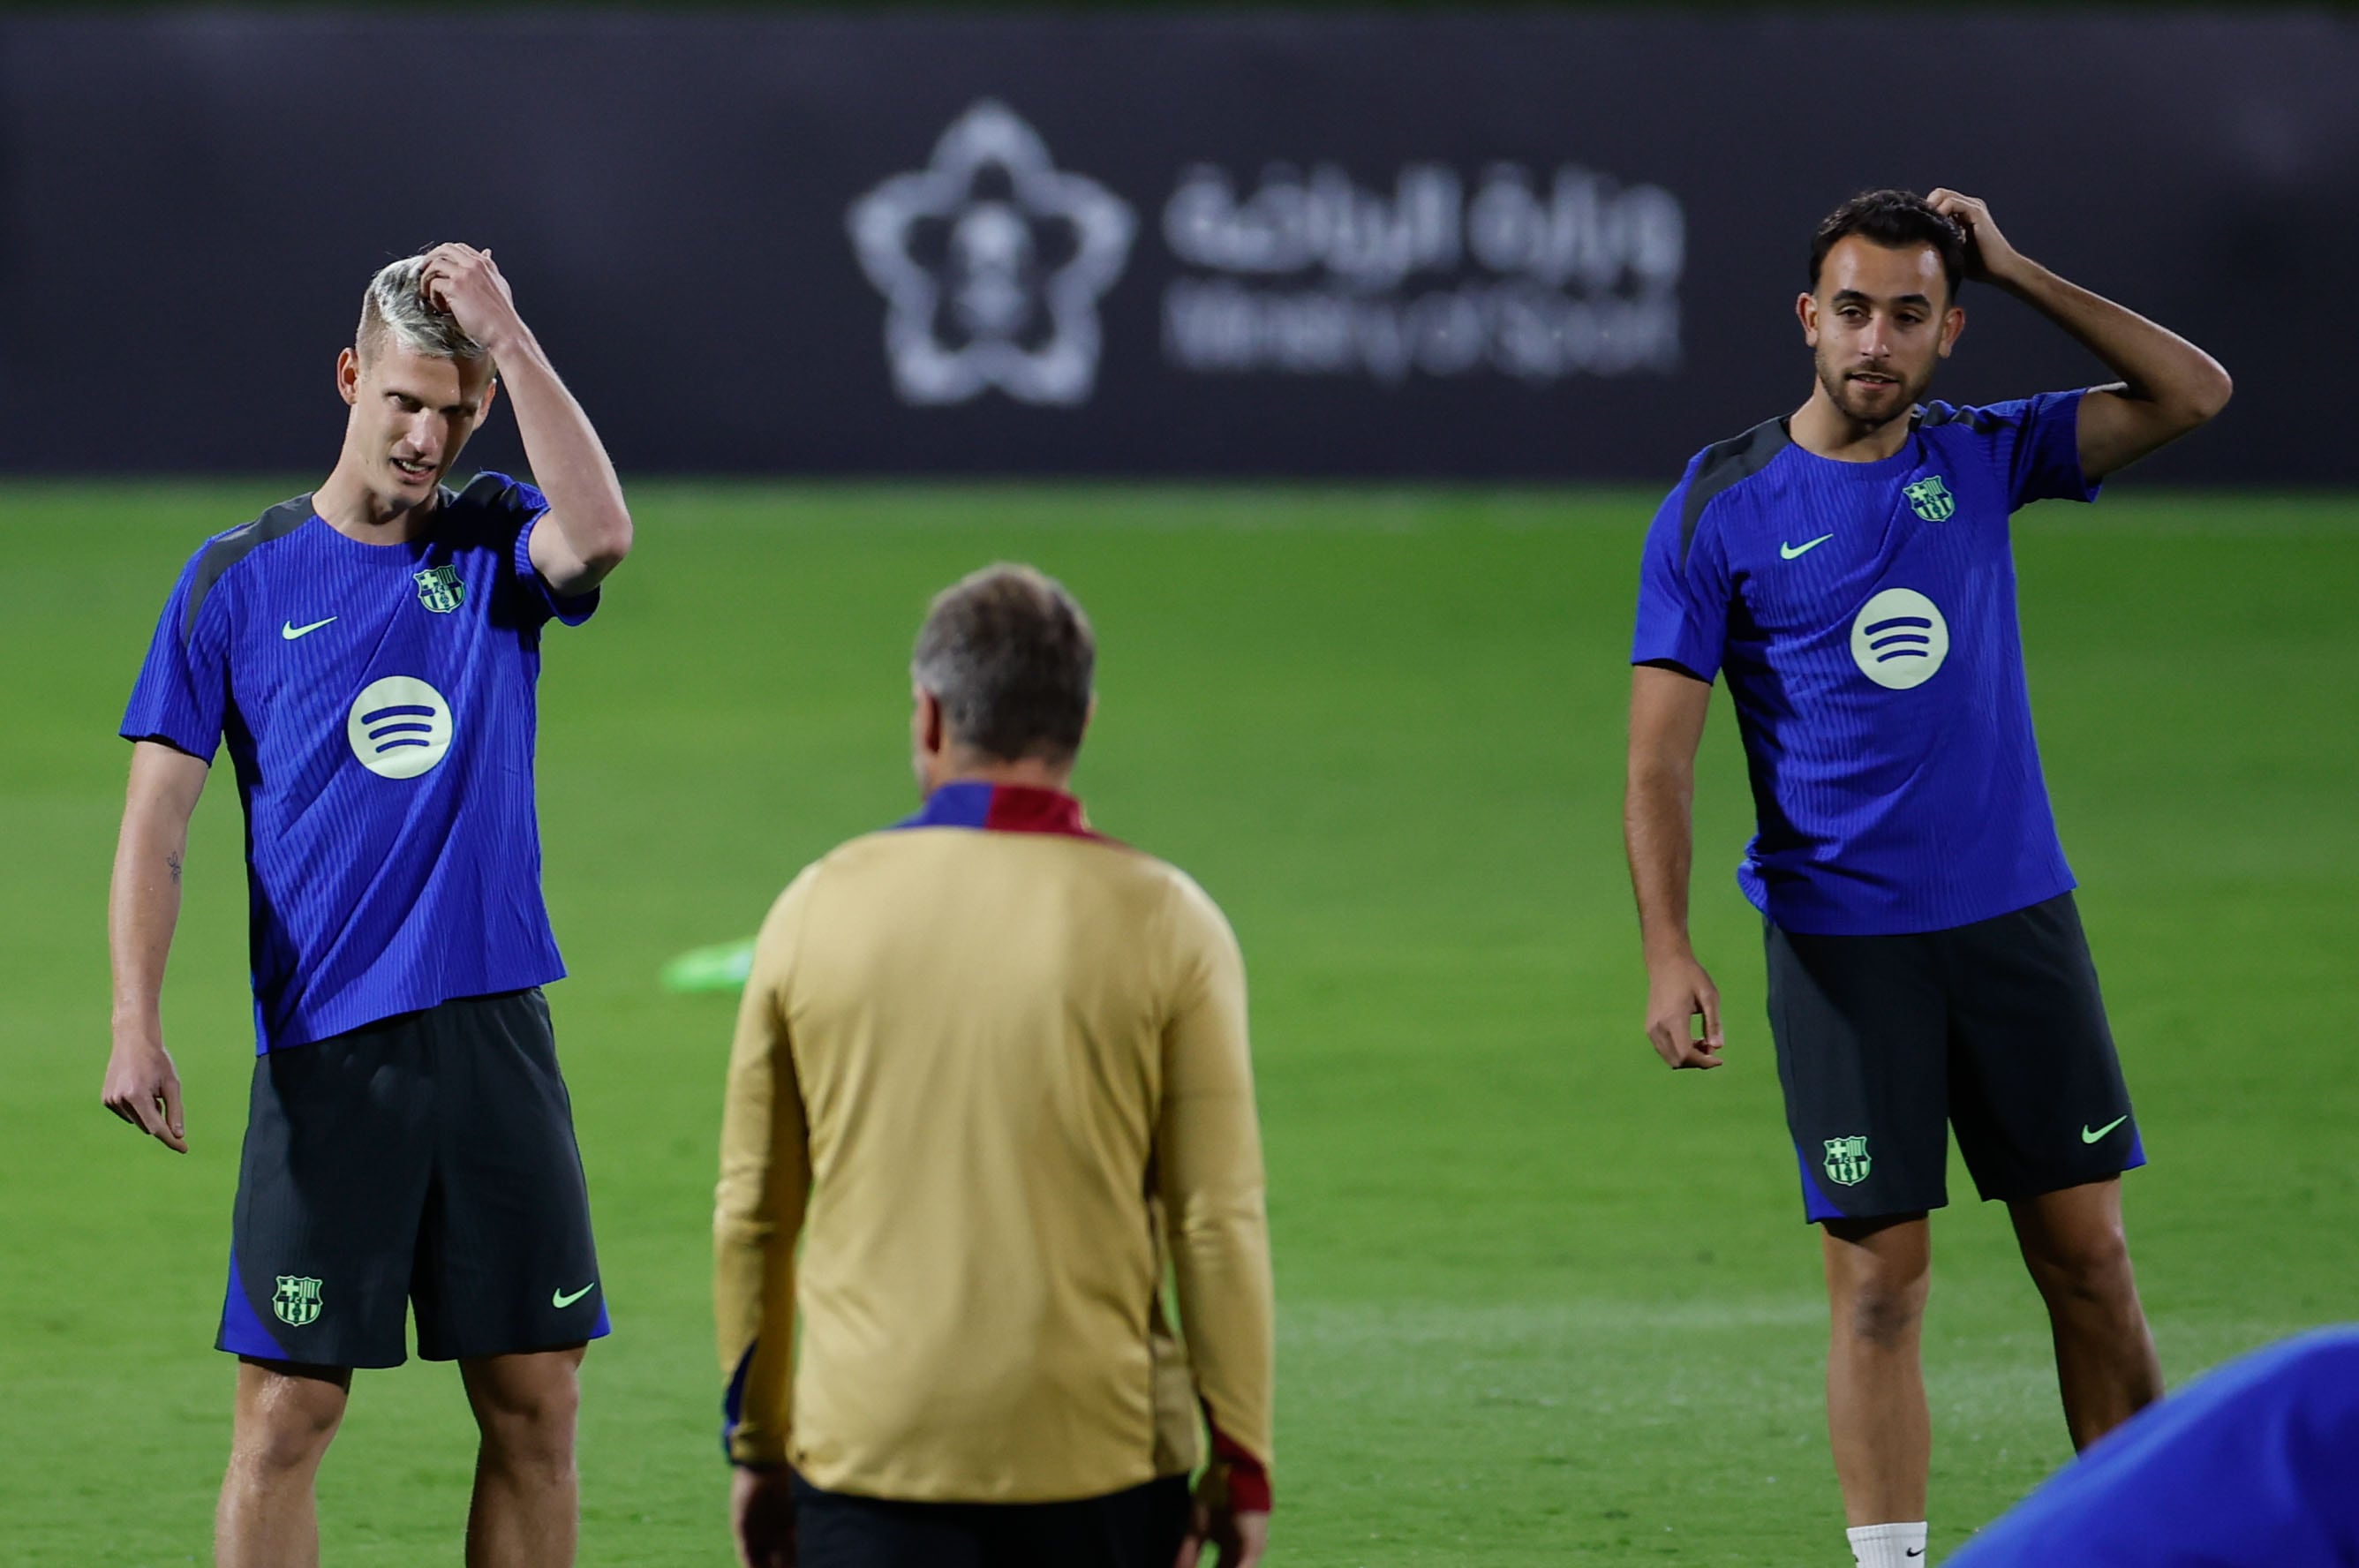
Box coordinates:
[1949,1326,2359,1566]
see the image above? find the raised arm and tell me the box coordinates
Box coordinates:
[1927,190,2232,482]
[713,888,812,1567]
[103,740,210,1151]
[418,243,634,595]
[1626,664,1723,1070]
[1157,885,1275,1568]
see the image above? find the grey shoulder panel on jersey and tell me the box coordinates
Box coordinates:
[185,497,312,644]
[451,471,515,507]
[1914,402,2000,434]
[1679,418,1790,567]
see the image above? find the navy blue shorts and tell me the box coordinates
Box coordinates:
[217,988,608,1368]
[1767,893,2144,1223]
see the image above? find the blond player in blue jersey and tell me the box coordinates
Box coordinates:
[106,244,630,1568]
[715,565,1275,1568]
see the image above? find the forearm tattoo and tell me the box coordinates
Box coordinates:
[165,851,183,886]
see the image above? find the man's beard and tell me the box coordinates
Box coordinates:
[1816,353,1933,429]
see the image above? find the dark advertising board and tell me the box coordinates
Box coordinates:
[0,11,2350,481]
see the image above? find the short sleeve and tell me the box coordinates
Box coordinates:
[1629,477,1733,684]
[1994,390,2100,510]
[468,472,597,629]
[120,547,230,761]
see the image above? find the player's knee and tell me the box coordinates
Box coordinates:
[233,1377,345,1474]
[1830,1253,1930,1348]
[471,1365,581,1467]
[2032,1225,2136,1307]
[1840,1277,1927,1348]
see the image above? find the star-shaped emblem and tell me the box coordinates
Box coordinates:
[848,101,1136,407]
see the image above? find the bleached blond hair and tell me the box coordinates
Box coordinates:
[356,251,486,363]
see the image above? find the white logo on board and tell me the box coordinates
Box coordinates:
[848,101,1136,407]
[1850,590,1950,690]
[346,676,454,779]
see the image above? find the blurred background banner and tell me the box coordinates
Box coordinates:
[0,9,2350,482]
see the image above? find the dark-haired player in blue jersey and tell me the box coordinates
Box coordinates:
[102,243,631,1568]
[1624,189,2230,1568]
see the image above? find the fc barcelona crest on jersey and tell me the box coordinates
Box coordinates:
[1903,476,1956,523]
[273,1275,324,1327]
[413,565,466,614]
[1823,1135,1873,1187]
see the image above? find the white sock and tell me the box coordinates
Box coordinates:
[1847,1521,1928,1567]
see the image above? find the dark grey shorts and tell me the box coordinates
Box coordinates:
[216,988,608,1368]
[1767,893,2145,1223]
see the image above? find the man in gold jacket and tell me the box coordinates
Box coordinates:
[715,563,1276,1568]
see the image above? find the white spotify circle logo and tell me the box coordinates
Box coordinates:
[1850,589,1950,690]
[347,676,454,779]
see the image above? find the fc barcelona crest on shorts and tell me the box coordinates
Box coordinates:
[1823,1135,1873,1187]
[1903,476,1956,523]
[273,1275,324,1327]
[413,565,466,614]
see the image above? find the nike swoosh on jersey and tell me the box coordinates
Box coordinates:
[282,617,337,640]
[553,1283,597,1308]
[1779,534,1835,560]
[2082,1115,2130,1144]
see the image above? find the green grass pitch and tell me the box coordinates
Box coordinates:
[4,481,2354,1564]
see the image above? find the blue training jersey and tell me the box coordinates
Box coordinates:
[121,473,594,1053]
[1947,1326,2359,1566]
[1631,391,2098,936]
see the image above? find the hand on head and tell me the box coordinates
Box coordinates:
[1923,189,2024,284]
[417,243,522,355]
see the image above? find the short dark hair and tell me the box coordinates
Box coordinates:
[912,564,1096,763]
[1810,190,1966,302]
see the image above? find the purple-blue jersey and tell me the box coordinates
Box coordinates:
[1632,392,2099,935]
[121,473,594,1053]
[1948,1327,2359,1566]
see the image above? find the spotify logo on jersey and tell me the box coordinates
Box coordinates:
[1850,589,1950,690]
[346,676,454,779]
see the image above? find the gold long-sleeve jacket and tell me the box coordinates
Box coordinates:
[714,785,1275,1509]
